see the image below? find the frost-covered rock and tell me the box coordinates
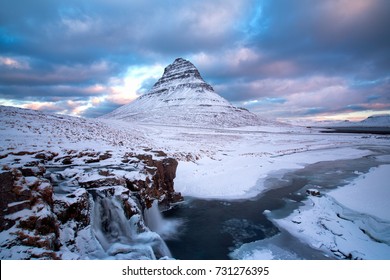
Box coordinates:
[306,188,321,196]
[0,145,181,260]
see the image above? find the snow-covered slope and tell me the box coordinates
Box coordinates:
[0,105,149,153]
[1,105,390,260]
[358,114,390,127]
[101,58,262,127]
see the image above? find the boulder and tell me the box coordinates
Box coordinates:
[306,189,321,196]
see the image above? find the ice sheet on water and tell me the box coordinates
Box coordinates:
[272,194,390,259]
[230,237,301,260]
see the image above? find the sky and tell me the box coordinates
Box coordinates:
[1,0,389,121]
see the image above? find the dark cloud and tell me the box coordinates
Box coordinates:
[0,84,105,101]
[82,101,121,118]
[0,0,251,62]
[0,59,117,86]
[247,0,390,78]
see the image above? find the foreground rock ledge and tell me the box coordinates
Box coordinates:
[0,149,182,259]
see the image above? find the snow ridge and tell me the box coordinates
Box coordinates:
[101,58,262,127]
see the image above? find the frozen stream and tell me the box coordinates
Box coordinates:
[164,146,390,259]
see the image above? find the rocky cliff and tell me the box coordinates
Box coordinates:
[0,148,182,259]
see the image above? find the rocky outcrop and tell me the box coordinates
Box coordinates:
[306,188,321,196]
[0,148,181,259]
[77,151,183,209]
[53,189,90,227]
[0,170,32,231]
[0,167,61,258]
[149,57,215,94]
[133,154,182,209]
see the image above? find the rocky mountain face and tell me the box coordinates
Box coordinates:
[102,58,262,127]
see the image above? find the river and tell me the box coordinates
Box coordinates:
[164,146,390,259]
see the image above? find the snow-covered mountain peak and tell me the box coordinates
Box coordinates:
[101,58,262,127]
[149,57,214,95]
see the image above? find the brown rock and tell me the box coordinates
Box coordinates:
[130,154,183,208]
[53,189,90,226]
[79,176,126,189]
[61,156,73,165]
[0,171,33,231]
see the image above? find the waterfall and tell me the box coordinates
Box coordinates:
[90,191,172,259]
[144,200,182,240]
[92,196,135,251]
[144,200,165,234]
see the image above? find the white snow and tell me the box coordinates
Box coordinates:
[268,165,390,259]
[1,104,390,260]
[330,165,390,221]
[175,143,373,199]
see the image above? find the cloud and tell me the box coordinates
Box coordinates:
[0,0,389,120]
[0,59,115,86]
[0,56,30,69]
[247,0,390,78]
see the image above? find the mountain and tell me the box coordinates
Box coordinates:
[358,114,390,127]
[101,58,262,127]
[330,114,390,128]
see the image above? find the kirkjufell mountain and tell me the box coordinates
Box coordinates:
[102,58,262,127]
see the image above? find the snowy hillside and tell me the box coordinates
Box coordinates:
[101,58,262,127]
[0,105,149,154]
[358,114,390,127]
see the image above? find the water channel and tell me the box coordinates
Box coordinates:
[164,146,390,259]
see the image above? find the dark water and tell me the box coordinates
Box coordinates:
[164,146,390,260]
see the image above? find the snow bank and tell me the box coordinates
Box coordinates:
[175,147,372,199]
[269,165,390,259]
[329,165,390,221]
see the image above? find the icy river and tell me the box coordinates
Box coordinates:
[164,146,390,259]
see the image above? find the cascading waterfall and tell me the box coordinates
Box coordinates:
[92,195,135,251]
[144,200,182,240]
[90,190,172,259]
[144,200,166,234]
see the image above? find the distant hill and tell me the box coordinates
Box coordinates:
[333,115,390,128]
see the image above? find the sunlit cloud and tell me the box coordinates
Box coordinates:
[106,64,164,105]
[22,101,61,112]
[0,56,30,70]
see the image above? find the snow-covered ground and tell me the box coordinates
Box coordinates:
[138,121,389,259]
[1,105,390,259]
[267,165,390,259]
[330,165,390,221]
[129,122,381,199]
